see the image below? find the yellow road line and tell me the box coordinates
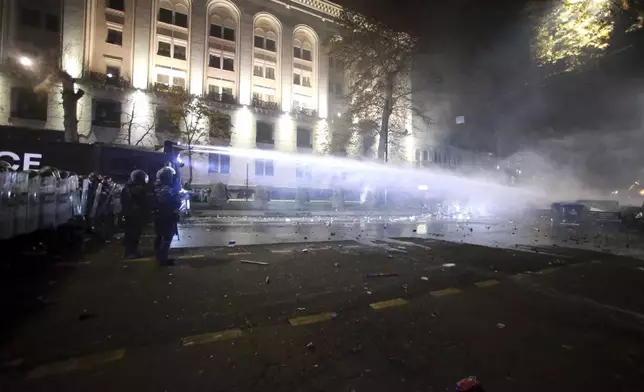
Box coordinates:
[289,312,335,326]
[537,267,561,275]
[474,279,500,288]
[27,349,126,379]
[228,252,251,256]
[177,254,205,260]
[429,288,462,297]
[181,329,242,347]
[370,298,409,310]
[509,273,527,280]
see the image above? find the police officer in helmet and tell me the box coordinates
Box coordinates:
[153,166,181,266]
[121,169,150,258]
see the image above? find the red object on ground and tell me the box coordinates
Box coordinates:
[456,376,481,391]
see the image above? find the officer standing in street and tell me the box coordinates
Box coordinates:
[120,169,150,258]
[153,166,181,266]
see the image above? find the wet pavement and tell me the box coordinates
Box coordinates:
[176,215,644,258]
[2,217,644,391]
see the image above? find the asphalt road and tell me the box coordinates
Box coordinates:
[2,222,644,391]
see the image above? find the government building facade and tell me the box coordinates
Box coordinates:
[0,0,423,191]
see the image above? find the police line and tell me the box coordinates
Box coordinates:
[0,168,122,241]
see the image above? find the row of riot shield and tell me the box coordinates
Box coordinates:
[0,169,83,240]
[0,167,123,241]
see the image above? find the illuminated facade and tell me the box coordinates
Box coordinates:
[0,0,414,189]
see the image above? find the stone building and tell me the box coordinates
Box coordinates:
[0,0,418,190]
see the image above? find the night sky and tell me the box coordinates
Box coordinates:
[335,0,644,161]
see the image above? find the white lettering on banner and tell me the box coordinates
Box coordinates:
[0,151,43,170]
[23,153,42,170]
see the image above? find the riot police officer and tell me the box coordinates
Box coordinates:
[153,166,181,266]
[121,169,150,258]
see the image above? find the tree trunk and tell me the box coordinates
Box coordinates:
[378,74,395,161]
[60,72,83,143]
[187,148,193,184]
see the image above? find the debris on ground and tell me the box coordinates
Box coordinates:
[442,263,456,268]
[456,376,482,391]
[78,310,97,321]
[306,342,315,350]
[2,358,24,368]
[265,276,270,284]
[334,262,340,268]
[366,273,399,278]
[228,240,236,245]
[496,322,506,329]
[302,249,309,253]
[421,276,429,281]
[241,260,269,266]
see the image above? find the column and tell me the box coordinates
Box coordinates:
[189,0,206,95]
[280,24,293,112]
[132,0,152,89]
[238,13,253,105]
[61,0,86,78]
[317,48,329,119]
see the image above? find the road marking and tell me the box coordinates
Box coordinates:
[370,298,409,310]
[181,329,242,347]
[343,245,361,249]
[27,349,126,379]
[429,288,462,297]
[177,254,205,260]
[474,279,500,288]
[509,273,527,280]
[228,252,251,256]
[289,312,335,326]
[590,260,602,264]
[570,262,586,268]
[56,261,92,267]
[537,267,561,275]
[271,249,293,254]
[121,257,153,262]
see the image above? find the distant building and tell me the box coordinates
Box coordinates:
[0,0,418,191]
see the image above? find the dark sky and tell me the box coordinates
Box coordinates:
[333,0,644,165]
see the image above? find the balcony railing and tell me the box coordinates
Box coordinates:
[151,83,186,95]
[252,96,279,111]
[205,92,237,105]
[82,71,130,89]
[292,105,317,118]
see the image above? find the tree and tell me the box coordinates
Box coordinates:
[1,47,85,142]
[162,87,232,183]
[328,9,417,161]
[534,0,644,71]
[116,97,157,146]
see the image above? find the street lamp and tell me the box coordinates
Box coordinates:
[19,56,33,68]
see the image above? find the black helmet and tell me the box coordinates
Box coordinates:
[39,166,60,179]
[130,169,148,184]
[156,166,176,186]
[0,160,14,172]
[88,172,102,182]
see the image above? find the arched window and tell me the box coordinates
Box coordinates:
[158,1,189,28]
[293,39,312,61]
[254,28,277,52]
[209,13,235,41]
[154,1,190,89]
[291,25,318,111]
[206,2,240,99]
